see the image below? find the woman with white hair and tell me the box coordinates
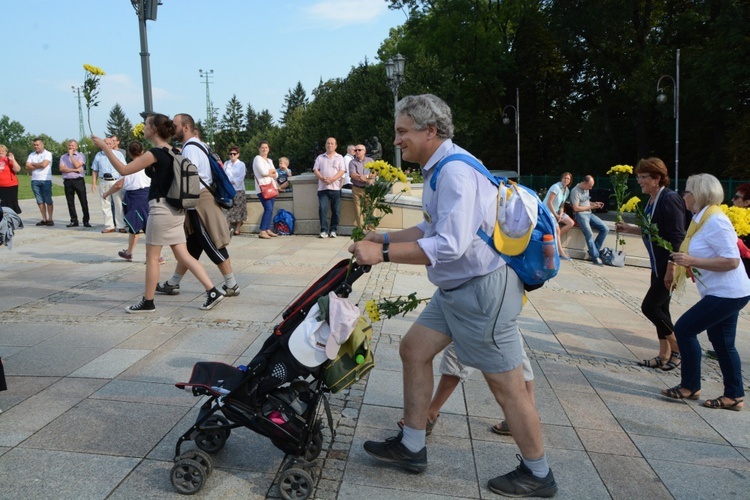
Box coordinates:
[662,174,750,411]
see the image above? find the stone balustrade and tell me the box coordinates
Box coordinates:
[241,172,650,267]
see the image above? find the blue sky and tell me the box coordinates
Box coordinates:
[3,0,407,141]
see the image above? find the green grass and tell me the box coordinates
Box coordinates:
[18,175,92,200]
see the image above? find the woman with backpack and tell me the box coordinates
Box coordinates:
[92,113,225,313]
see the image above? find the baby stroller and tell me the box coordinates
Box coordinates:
[170,259,370,498]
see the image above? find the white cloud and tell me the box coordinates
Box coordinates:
[305,0,388,25]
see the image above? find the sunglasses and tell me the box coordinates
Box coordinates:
[229,152,238,156]
[354,148,365,152]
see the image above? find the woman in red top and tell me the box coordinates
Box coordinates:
[0,145,22,213]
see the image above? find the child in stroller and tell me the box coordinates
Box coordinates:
[170,259,370,499]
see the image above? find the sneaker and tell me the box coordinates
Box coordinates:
[125,297,156,314]
[222,284,240,297]
[592,257,603,266]
[118,250,133,261]
[319,232,328,238]
[156,281,180,295]
[201,287,225,310]
[329,231,337,238]
[488,455,558,498]
[363,433,427,473]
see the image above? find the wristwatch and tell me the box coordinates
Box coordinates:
[382,233,390,262]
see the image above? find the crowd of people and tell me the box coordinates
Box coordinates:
[3,97,748,497]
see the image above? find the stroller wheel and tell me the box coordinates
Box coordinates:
[304,428,324,461]
[178,449,213,478]
[195,428,228,454]
[170,458,207,495]
[278,468,314,500]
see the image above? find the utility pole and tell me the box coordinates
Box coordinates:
[199,69,215,145]
[72,86,86,140]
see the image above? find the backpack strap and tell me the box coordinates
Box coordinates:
[181,141,215,193]
[429,153,499,190]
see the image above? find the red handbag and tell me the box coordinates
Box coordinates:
[259,181,278,199]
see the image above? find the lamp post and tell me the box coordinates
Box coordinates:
[199,69,215,145]
[130,0,159,118]
[502,88,520,178]
[71,86,85,141]
[385,53,406,168]
[656,49,680,190]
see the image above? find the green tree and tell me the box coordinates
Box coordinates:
[105,104,133,142]
[216,94,246,155]
[280,82,308,125]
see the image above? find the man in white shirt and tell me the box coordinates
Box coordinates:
[91,137,126,233]
[155,113,239,298]
[342,145,354,189]
[25,137,54,226]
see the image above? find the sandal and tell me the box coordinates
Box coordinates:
[703,396,744,411]
[662,385,700,400]
[397,414,439,436]
[491,420,511,436]
[638,356,665,368]
[661,352,682,371]
[233,230,241,236]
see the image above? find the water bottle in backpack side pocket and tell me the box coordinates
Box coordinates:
[542,234,556,270]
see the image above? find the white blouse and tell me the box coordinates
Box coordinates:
[688,206,750,298]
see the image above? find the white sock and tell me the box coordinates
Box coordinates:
[522,454,550,478]
[169,272,184,285]
[224,273,236,289]
[400,426,426,453]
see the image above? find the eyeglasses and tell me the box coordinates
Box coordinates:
[636,174,652,181]
[733,194,743,200]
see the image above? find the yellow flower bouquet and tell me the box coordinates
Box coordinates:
[607,164,633,252]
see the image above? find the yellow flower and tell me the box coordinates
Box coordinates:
[606,164,633,175]
[132,123,145,139]
[621,196,641,213]
[365,300,381,323]
[83,64,106,76]
[720,204,750,237]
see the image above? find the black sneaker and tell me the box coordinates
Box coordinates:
[125,297,156,314]
[488,455,558,498]
[201,287,225,310]
[222,284,240,297]
[156,281,180,295]
[363,433,427,473]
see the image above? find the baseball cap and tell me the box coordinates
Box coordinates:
[288,303,331,368]
[492,183,537,256]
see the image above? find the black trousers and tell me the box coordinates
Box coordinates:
[641,272,674,340]
[63,177,90,224]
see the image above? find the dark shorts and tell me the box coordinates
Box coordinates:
[31,180,53,205]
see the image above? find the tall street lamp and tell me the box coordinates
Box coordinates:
[199,69,215,145]
[656,49,680,190]
[130,0,160,118]
[385,53,406,168]
[502,88,520,178]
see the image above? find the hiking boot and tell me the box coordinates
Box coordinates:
[125,297,156,314]
[201,287,225,310]
[222,284,240,297]
[363,433,427,473]
[156,281,180,295]
[488,455,558,498]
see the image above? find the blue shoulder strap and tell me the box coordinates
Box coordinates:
[429,153,503,249]
[429,153,499,191]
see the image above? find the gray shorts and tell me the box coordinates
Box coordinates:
[416,265,524,374]
[440,337,534,382]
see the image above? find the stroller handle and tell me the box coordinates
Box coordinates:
[335,260,370,298]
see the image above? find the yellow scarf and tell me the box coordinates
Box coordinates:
[673,205,723,292]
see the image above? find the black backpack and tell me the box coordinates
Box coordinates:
[165,149,200,209]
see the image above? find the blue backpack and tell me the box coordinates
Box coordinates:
[273,209,295,235]
[184,142,237,209]
[431,154,559,290]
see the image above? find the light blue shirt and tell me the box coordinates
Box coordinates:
[417,139,504,290]
[543,181,568,213]
[91,150,125,180]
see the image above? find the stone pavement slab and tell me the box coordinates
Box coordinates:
[1,195,749,499]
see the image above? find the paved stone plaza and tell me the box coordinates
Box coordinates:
[0,194,748,499]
